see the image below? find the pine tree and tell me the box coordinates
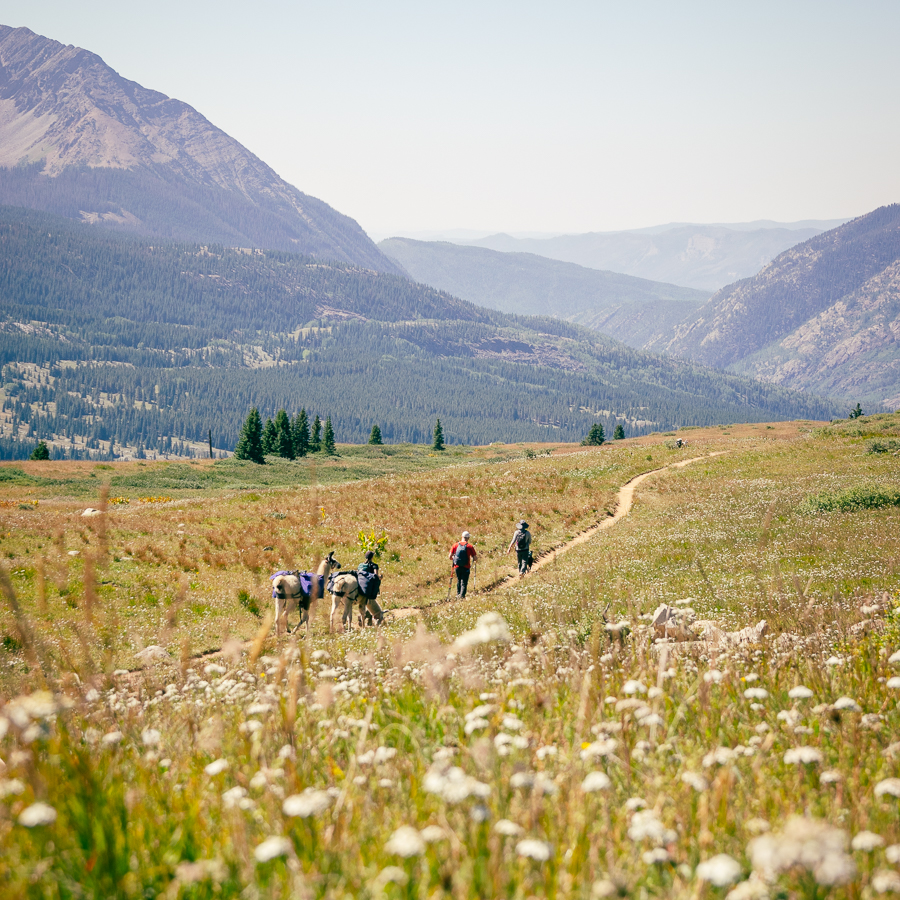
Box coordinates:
[274,409,294,459]
[292,409,309,458]
[29,440,50,461]
[849,403,863,419]
[432,418,445,451]
[323,416,337,455]
[613,423,625,440]
[310,415,322,452]
[368,424,383,445]
[261,417,278,456]
[582,423,605,446]
[234,407,265,463]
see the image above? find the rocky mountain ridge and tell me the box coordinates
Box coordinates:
[660,204,900,406]
[0,24,401,273]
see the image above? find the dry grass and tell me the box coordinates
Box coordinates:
[2,416,900,898]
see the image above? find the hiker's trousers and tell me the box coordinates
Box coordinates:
[516,549,530,574]
[455,566,470,597]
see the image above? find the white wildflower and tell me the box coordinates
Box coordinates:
[204,758,228,776]
[643,847,669,864]
[876,778,900,798]
[825,656,844,667]
[788,686,814,699]
[744,818,770,835]
[254,836,292,862]
[820,770,842,783]
[581,738,617,760]
[495,819,524,836]
[889,650,900,664]
[222,786,248,809]
[725,874,770,900]
[536,745,557,760]
[464,717,490,735]
[623,680,646,695]
[681,771,709,791]
[851,831,884,852]
[516,839,552,861]
[18,802,57,827]
[784,747,823,765]
[0,779,26,798]
[452,612,511,650]
[704,669,724,683]
[833,697,861,712]
[282,789,332,818]
[582,771,612,792]
[420,825,445,843]
[628,809,676,845]
[141,728,161,747]
[748,816,855,886]
[744,688,768,700]
[887,677,900,689]
[385,826,425,858]
[101,731,124,746]
[696,854,742,886]
[624,797,647,811]
[873,869,900,893]
[423,764,490,804]
[887,845,900,864]
[376,866,408,886]
[703,746,736,767]
[592,878,617,897]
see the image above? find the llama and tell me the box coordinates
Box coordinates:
[271,552,340,636]
[327,571,384,632]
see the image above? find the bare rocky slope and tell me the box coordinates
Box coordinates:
[659,204,900,406]
[0,24,402,273]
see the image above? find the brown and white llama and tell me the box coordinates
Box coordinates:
[327,570,384,632]
[271,551,340,636]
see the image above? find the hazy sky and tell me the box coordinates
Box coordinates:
[3,1,898,237]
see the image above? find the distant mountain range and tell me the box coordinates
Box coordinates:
[0,206,836,459]
[659,204,900,408]
[0,25,402,274]
[379,238,709,348]
[462,223,840,292]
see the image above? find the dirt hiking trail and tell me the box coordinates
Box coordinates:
[387,451,727,621]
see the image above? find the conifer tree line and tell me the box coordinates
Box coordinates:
[234,407,338,463]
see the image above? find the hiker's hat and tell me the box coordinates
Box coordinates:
[365,550,374,561]
[519,521,528,529]
[462,531,470,540]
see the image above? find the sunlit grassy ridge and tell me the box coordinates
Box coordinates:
[3,416,900,898]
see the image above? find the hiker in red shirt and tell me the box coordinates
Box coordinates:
[449,531,477,598]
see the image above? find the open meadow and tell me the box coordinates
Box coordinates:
[3,415,900,898]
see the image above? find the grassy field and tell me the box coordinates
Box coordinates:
[2,416,900,898]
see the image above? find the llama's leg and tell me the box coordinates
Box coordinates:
[275,596,284,636]
[329,595,339,633]
[367,597,384,626]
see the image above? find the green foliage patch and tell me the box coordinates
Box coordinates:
[802,483,900,514]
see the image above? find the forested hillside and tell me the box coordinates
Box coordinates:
[0,208,837,459]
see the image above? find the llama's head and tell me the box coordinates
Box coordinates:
[325,550,340,571]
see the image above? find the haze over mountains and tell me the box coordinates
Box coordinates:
[0,25,401,273]
[379,238,709,348]
[463,224,839,293]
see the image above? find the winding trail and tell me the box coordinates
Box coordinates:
[387,452,727,621]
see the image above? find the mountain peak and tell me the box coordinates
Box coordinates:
[0,24,402,272]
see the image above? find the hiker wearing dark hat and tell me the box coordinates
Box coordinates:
[507,521,532,574]
[356,549,382,610]
[449,531,477,598]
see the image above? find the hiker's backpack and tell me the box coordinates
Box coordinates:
[453,543,470,568]
[515,530,528,550]
[357,571,381,600]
